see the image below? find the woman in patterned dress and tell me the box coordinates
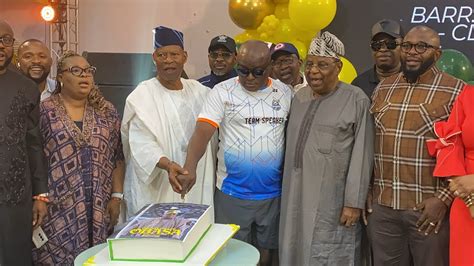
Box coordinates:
[32,51,125,265]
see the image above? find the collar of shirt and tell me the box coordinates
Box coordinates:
[369,66,380,84]
[211,69,238,83]
[45,77,56,93]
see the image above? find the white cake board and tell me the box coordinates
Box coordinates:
[84,224,239,266]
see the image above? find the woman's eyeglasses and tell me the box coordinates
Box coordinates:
[60,66,96,76]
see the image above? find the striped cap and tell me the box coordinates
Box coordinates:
[153,26,184,49]
[308,31,345,59]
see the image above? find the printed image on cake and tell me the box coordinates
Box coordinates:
[118,204,209,241]
[108,203,213,262]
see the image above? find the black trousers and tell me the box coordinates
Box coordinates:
[367,203,449,266]
[0,202,33,266]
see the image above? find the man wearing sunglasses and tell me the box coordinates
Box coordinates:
[368,26,465,266]
[352,19,403,98]
[17,39,56,101]
[0,20,48,266]
[198,35,237,88]
[182,40,292,266]
[270,42,306,93]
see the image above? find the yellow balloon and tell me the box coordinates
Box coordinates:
[295,28,318,44]
[234,30,260,44]
[289,0,337,32]
[273,0,288,3]
[292,40,307,60]
[338,57,358,84]
[229,0,275,30]
[273,19,297,43]
[257,15,279,34]
[274,3,289,19]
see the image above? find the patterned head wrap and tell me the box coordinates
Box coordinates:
[153,26,184,49]
[308,31,345,59]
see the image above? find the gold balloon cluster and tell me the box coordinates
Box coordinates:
[229,0,358,83]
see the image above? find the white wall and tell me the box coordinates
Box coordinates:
[1,0,241,79]
[78,0,241,79]
[0,0,48,45]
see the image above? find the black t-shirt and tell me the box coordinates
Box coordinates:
[351,66,380,99]
[198,69,238,89]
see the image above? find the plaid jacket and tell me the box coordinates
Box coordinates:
[370,66,464,209]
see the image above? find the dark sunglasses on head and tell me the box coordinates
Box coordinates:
[370,39,399,51]
[209,51,233,60]
[236,65,266,77]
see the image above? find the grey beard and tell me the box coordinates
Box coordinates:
[212,70,227,76]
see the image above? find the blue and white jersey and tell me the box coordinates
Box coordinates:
[198,77,292,200]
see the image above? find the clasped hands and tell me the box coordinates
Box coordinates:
[166,161,196,199]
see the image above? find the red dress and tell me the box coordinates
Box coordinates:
[427,84,474,266]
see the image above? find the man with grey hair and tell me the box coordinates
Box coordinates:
[279,31,374,265]
[198,35,237,88]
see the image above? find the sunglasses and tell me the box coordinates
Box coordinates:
[236,65,267,77]
[209,51,233,60]
[370,39,399,51]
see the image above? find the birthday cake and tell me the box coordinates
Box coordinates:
[107,203,213,262]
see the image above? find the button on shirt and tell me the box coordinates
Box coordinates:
[370,66,464,210]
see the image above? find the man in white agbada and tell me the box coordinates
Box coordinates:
[121,26,215,218]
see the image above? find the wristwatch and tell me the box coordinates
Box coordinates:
[111,192,124,200]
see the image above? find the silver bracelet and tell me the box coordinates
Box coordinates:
[111,192,124,200]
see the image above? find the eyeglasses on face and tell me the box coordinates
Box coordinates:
[370,39,399,51]
[236,65,267,77]
[60,66,96,76]
[272,57,295,68]
[209,51,233,60]
[0,35,15,47]
[305,59,339,71]
[400,41,438,54]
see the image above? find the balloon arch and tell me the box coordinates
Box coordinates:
[228,0,357,83]
[228,0,474,83]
